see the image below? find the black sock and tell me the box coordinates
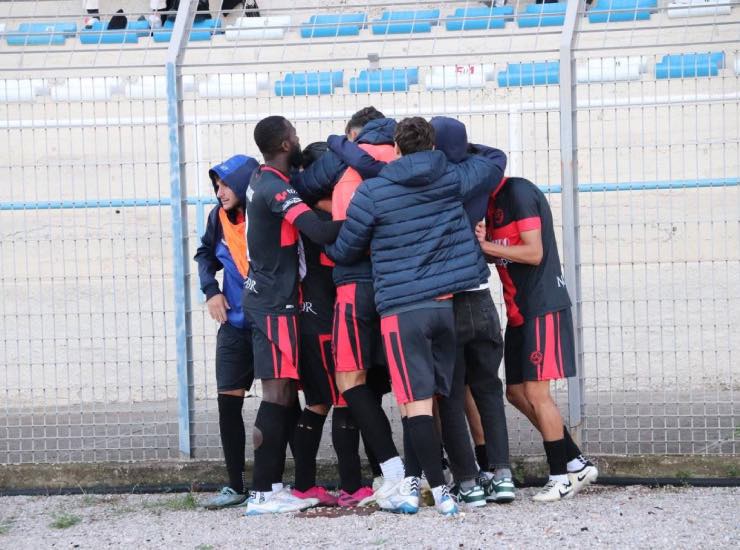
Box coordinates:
[362,432,382,478]
[562,426,582,461]
[342,385,398,463]
[543,439,568,476]
[475,444,490,472]
[277,399,301,483]
[292,408,327,491]
[407,415,445,488]
[402,417,422,478]
[332,407,362,493]
[252,401,292,492]
[86,9,99,15]
[218,394,246,493]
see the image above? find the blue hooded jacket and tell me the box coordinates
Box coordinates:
[194,154,259,329]
[325,149,502,315]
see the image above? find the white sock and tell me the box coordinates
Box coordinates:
[549,474,569,484]
[431,485,447,504]
[567,457,585,472]
[271,482,284,493]
[380,456,405,483]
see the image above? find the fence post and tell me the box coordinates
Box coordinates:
[166,0,198,458]
[559,0,586,445]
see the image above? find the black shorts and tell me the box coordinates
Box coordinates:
[380,303,456,405]
[504,309,576,385]
[299,330,339,407]
[216,322,255,393]
[245,310,300,381]
[333,282,385,373]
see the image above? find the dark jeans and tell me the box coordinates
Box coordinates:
[454,289,510,470]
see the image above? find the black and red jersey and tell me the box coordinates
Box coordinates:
[485,177,571,327]
[300,212,337,327]
[243,165,311,315]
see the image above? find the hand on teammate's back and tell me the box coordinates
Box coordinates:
[475,221,487,243]
[207,293,231,324]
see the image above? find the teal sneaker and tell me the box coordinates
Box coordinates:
[450,483,486,507]
[480,473,516,503]
[204,486,247,510]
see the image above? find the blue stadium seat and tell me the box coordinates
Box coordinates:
[518,3,567,28]
[497,61,560,87]
[6,22,77,46]
[588,0,657,23]
[274,71,344,96]
[371,10,439,34]
[357,68,419,85]
[655,52,724,78]
[152,18,222,42]
[445,6,513,31]
[300,13,366,38]
[283,71,344,88]
[79,20,141,44]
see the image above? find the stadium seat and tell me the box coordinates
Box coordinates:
[198,73,269,98]
[225,16,291,41]
[357,68,418,85]
[79,20,140,44]
[588,0,657,23]
[518,3,567,28]
[300,13,366,38]
[6,22,77,46]
[655,52,724,78]
[497,61,560,87]
[124,75,195,99]
[274,71,344,96]
[576,56,644,82]
[152,18,222,42]
[444,6,513,31]
[371,10,439,34]
[0,78,47,102]
[666,0,732,18]
[50,76,119,101]
[424,64,495,90]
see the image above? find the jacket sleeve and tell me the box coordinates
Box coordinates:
[327,135,387,179]
[454,145,507,201]
[193,207,223,300]
[291,150,346,205]
[325,182,376,265]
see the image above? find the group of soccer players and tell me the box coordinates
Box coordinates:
[194,107,598,517]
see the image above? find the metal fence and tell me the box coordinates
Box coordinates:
[0,0,737,466]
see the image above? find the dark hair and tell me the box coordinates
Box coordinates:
[345,106,385,135]
[301,141,328,169]
[394,117,435,155]
[254,116,290,158]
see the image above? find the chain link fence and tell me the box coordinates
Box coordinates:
[0,0,737,466]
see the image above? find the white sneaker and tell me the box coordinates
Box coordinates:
[532,479,574,502]
[372,475,384,492]
[433,485,459,516]
[273,486,319,509]
[244,490,307,515]
[375,477,420,514]
[568,460,598,495]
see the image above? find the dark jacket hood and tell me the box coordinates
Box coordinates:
[209,154,259,207]
[356,118,396,145]
[378,150,448,187]
[430,116,469,163]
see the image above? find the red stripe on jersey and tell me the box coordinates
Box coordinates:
[516,216,541,233]
[319,252,335,267]
[260,165,290,182]
[495,266,524,326]
[284,202,311,224]
[280,219,298,247]
[489,221,521,246]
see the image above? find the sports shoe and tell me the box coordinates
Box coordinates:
[337,486,375,507]
[480,472,516,503]
[291,486,337,507]
[245,490,310,515]
[441,465,454,488]
[274,486,319,509]
[372,476,384,492]
[450,483,486,507]
[568,459,598,495]
[375,476,420,514]
[204,486,247,510]
[532,479,573,502]
[433,485,459,516]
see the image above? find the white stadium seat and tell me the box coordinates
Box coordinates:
[666,0,732,18]
[0,78,47,102]
[197,73,269,98]
[576,57,646,83]
[50,77,119,101]
[224,16,292,41]
[124,75,195,99]
[424,64,495,90]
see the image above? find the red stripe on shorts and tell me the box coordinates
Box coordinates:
[267,316,279,378]
[541,313,559,380]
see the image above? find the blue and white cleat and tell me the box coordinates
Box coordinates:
[434,485,459,516]
[375,476,420,514]
[244,489,316,516]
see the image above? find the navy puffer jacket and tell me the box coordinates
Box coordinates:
[325,149,501,315]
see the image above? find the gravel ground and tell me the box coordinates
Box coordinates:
[0,485,738,549]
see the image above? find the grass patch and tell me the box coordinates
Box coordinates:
[50,513,81,529]
[675,470,693,480]
[726,465,738,478]
[150,493,199,512]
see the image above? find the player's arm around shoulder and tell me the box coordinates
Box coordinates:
[454,145,507,200]
[325,179,378,265]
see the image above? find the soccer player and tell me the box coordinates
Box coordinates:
[429,116,515,504]
[242,116,342,515]
[194,154,258,509]
[477,176,598,502]
[327,117,503,516]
